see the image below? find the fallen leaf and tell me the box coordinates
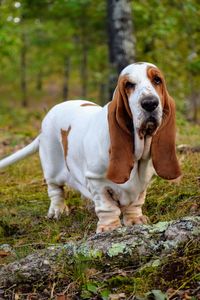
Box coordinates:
[109,293,126,300]
[0,250,11,257]
[56,294,71,300]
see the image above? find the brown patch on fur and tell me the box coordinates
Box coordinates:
[80,103,99,107]
[107,75,134,184]
[61,126,71,171]
[147,66,181,180]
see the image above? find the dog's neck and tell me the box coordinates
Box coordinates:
[134,129,152,161]
[141,136,152,160]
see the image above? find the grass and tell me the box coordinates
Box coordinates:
[0,100,199,299]
[0,104,97,266]
[0,156,97,261]
[145,152,200,223]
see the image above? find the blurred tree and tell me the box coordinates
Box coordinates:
[0,0,199,121]
[63,56,70,100]
[107,0,135,98]
[20,31,27,107]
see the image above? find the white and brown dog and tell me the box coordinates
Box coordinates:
[0,62,181,233]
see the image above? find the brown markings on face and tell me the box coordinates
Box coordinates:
[147,66,165,107]
[61,126,71,171]
[80,103,99,107]
[147,65,181,180]
[122,74,136,99]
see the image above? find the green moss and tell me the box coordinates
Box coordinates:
[131,239,200,296]
[0,153,96,264]
[153,239,200,291]
[148,221,169,233]
[108,242,126,257]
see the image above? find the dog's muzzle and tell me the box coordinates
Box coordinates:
[138,116,159,139]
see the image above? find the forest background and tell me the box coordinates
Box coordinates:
[0,0,200,120]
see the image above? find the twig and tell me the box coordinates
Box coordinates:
[168,273,200,299]
[4,284,17,292]
[50,282,56,299]
[14,242,60,248]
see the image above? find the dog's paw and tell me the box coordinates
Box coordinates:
[47,203,69,220]
[96,219,122,233]
[123,214,149,226]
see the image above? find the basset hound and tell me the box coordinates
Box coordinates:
[0,62,181,233]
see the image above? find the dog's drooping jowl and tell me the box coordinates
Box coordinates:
[0,62,181,233]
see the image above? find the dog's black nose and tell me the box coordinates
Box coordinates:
[141,96,159,112]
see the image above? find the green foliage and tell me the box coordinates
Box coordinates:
[0,0,200,113]
[0,0,108,104]
[145,290,167,300]
[133,0,200,100]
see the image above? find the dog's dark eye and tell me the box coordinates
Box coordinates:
[125,81,136,89]
[153,76,162,85]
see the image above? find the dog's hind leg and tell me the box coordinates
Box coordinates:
[47,183,69,219]
[39,133,69,219]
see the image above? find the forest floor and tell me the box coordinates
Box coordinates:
[0,99,199,299]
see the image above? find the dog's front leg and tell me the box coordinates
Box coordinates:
[88,181,121,233]
[122,190,149,226]
[95,195,122,233]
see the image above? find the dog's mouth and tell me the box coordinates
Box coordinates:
[138,116,159,139]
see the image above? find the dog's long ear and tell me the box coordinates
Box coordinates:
[107,76,134,184]
[151,85,181,180]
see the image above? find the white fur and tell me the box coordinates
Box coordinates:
[0,63,161,233]
[122,63,163,160]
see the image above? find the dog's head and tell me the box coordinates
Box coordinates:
[107,62,181,184]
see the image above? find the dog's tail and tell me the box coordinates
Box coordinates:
[0,135,40,169]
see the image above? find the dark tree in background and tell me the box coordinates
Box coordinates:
[63,57,71,100]
[107,0,135,99]
[20,31,28,107]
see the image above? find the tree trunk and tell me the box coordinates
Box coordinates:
[191,92,198,123]
[177,144,200,153]
[20,32,28,107]
[107,0,136,99]
[36,69,43,91]
[0,217,199,294]
[80,42,88,99]
[63,57,70,100]
[99,82,107,106]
